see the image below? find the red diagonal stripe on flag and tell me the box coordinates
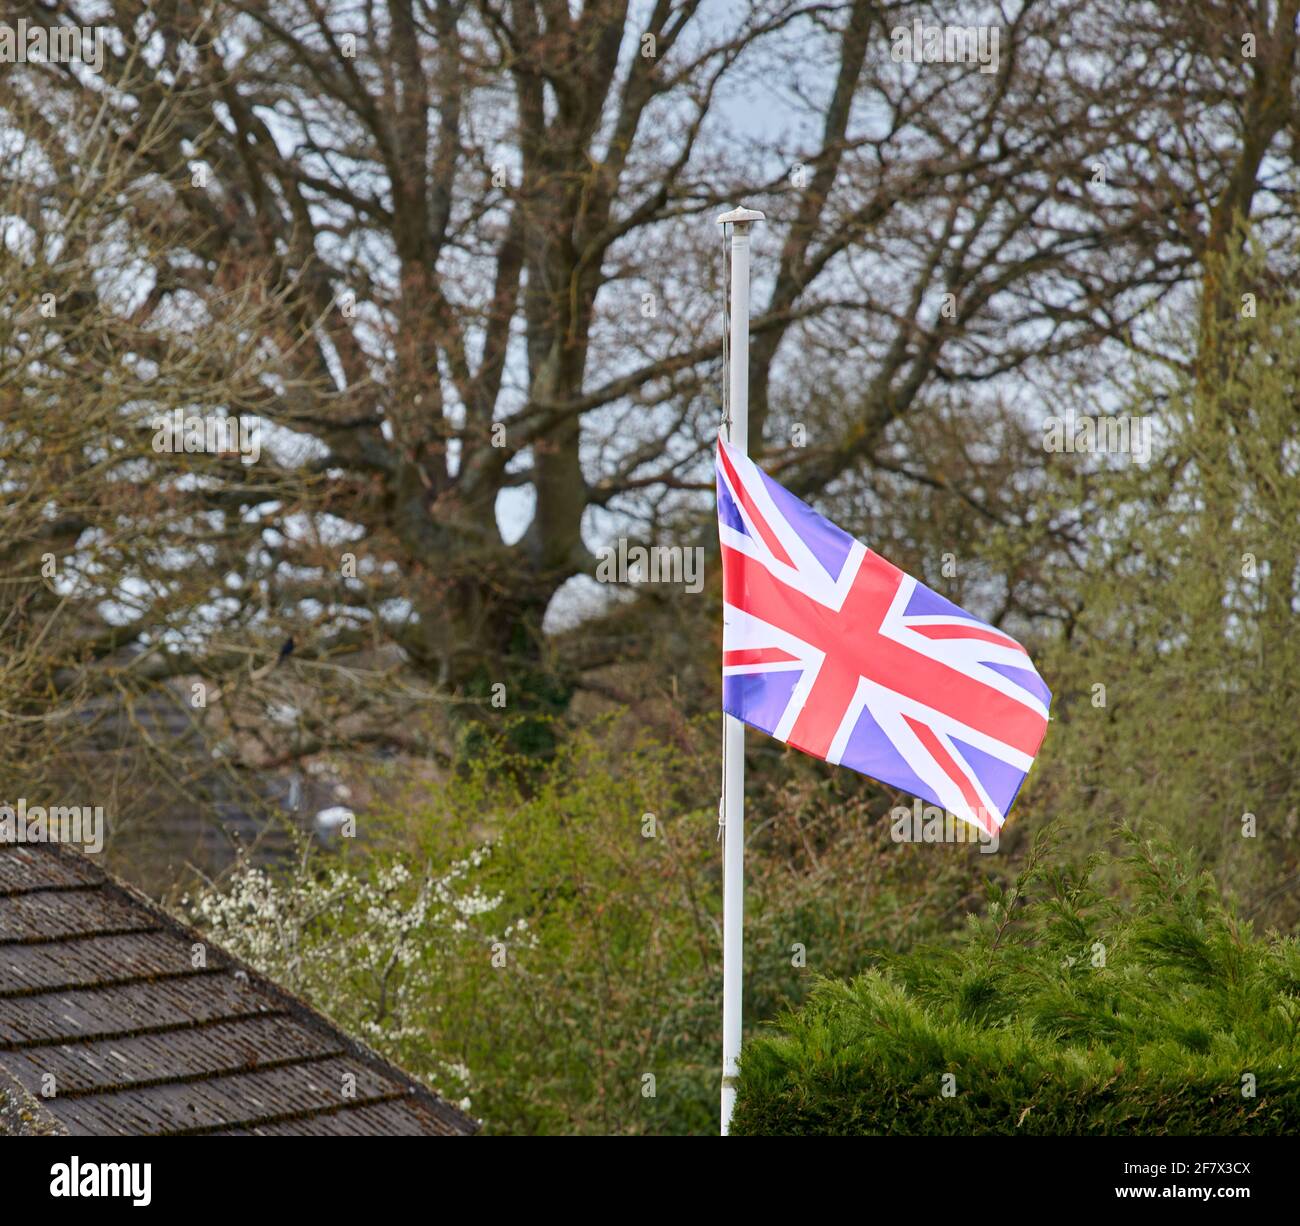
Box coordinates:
[717,443,795,568]
[904,716,995,835]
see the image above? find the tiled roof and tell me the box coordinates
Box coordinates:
[0,842,477,1136]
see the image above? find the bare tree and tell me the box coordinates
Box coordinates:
[9,0,1299,730]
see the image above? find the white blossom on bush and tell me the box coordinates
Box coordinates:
[186,847,506,1056]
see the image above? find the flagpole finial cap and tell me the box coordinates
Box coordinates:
[717,206,765,226]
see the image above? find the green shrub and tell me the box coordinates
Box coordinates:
[731,830,1300,1135]
[188,718,989,1134]
[388,721,994,1134]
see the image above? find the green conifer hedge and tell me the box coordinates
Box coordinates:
[731,832,1300,1135]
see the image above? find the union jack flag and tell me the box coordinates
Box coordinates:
[717,435,1051,834]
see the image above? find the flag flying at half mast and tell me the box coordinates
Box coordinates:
[717,433,1051,835]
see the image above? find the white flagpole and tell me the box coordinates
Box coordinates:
[718,204,763,1136]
